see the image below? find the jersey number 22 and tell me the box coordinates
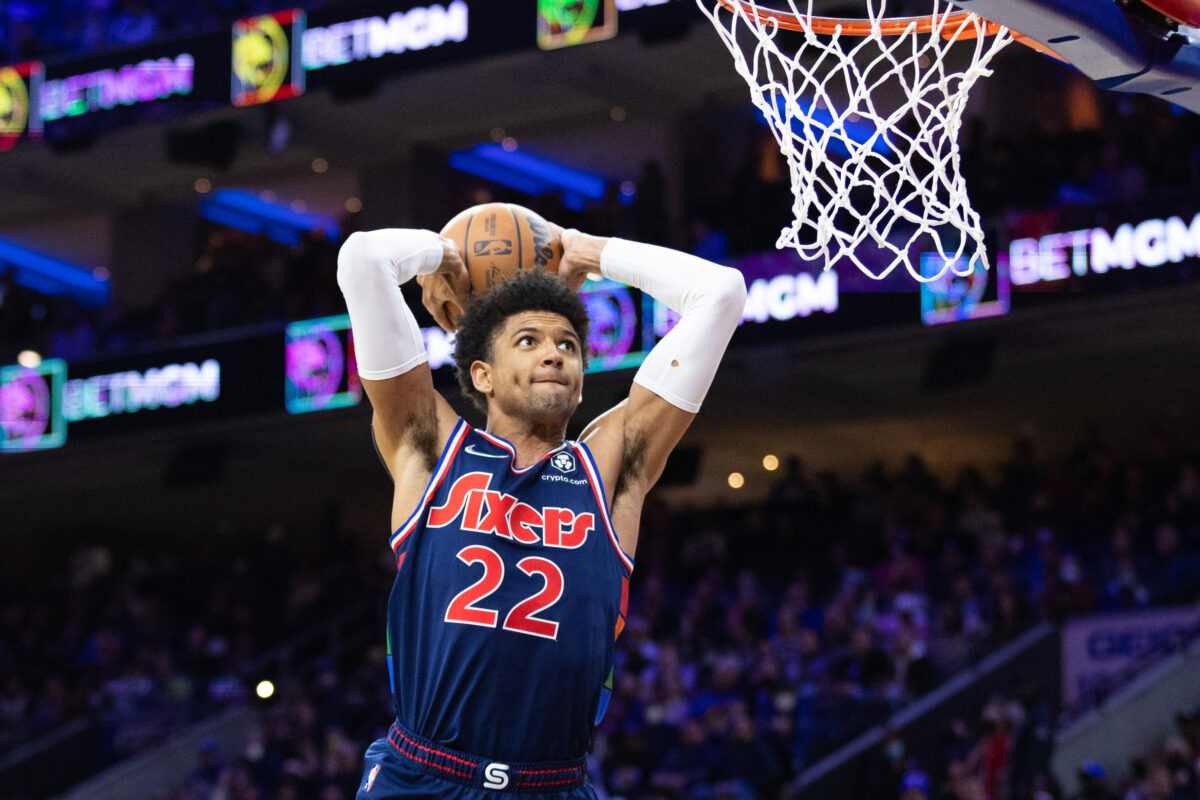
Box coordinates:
[444,545,563,640]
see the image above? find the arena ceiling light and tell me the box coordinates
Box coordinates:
[199,189,340,247]
[0,238,111,308]
[448,144,610,211]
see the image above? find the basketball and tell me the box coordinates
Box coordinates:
[440,203,563,294]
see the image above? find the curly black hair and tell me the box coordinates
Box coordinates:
[454,268,591,412]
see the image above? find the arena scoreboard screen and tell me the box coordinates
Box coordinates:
[0,61,43,151]
[232,10,307,107]
[0,359,66,452]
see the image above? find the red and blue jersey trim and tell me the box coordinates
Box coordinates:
[476,429,570,474]
[389,418,469,554]
[573,442,634,574]
[386,720,588,790]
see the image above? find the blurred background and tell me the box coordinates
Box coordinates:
[2,1,1200,799]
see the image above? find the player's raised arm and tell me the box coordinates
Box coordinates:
[336,229,467,488]
[568,232,746,553]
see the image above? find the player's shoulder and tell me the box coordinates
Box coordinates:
[576,402,627,502]
[578,401,626,460]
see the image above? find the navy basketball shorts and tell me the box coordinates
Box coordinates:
[356,721,599,800]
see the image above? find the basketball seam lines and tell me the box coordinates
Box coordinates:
[463,213,473,281]
[510,204,522,276]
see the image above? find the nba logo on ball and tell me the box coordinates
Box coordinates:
[472,239,513,257]
[551,451,576,474]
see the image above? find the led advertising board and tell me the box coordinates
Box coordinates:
[61,334,282,437]
[41,53,195,122]
[537,0,618,49]
[303,1,469,71]
[0,61,43,151]
[38,33,230,140]
[7,1,702,152]
[1009,212,1200,287]
[303,0,533,89]
[232,9,306,107]
[285,315,361,414]
[0,359,66,452]
[63,359,221,423]
[920,253,1010,326]
[741,270,839,324]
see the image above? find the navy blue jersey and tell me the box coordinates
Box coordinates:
[385,419,633,763]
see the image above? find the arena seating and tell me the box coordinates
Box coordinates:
[3,427,1197,799]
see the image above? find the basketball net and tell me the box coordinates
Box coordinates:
[697,0,1013,281]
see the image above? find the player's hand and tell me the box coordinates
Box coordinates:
[416,236,470,332]
[557,228,609,293]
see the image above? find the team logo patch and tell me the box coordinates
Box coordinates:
[364,763,380,792]
[483,762,510,790]
[551,451,576,474]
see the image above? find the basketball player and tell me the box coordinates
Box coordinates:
[336,223,746,798]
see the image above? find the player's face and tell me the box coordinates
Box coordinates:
[478,311,584,425]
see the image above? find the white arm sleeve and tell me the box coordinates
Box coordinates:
[600,238,746,413]
[336,229,443,380]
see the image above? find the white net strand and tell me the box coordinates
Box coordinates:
[698,0,1013,281]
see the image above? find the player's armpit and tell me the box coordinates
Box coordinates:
[365,373,461,532]
[579,391,694,557]
[618,384,696,496]
[363,371,458,478]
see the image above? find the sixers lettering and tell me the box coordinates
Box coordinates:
[425,471,595,547]
[336,222,745,798]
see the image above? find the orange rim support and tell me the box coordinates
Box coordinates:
[715,0,1065,60]
[715,0,977,34]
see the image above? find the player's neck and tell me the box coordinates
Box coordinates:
[484,415,568,469]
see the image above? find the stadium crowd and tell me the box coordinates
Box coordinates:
[0,505,369,778]
[3,426,1199,799]
[1111,704,1200,800]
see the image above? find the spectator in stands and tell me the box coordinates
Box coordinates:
[632,160,670,246]
[108,0,157,46]
[75,0,113,55]
[769,456,812,510]
[1072,761,1117,800]
[688,210,730,265]
[187,739,228,799]
[46,301,97,361]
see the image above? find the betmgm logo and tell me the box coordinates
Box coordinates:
[0,67,30,146]
[232,13,297,106]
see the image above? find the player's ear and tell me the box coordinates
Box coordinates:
[470,360,493,395]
